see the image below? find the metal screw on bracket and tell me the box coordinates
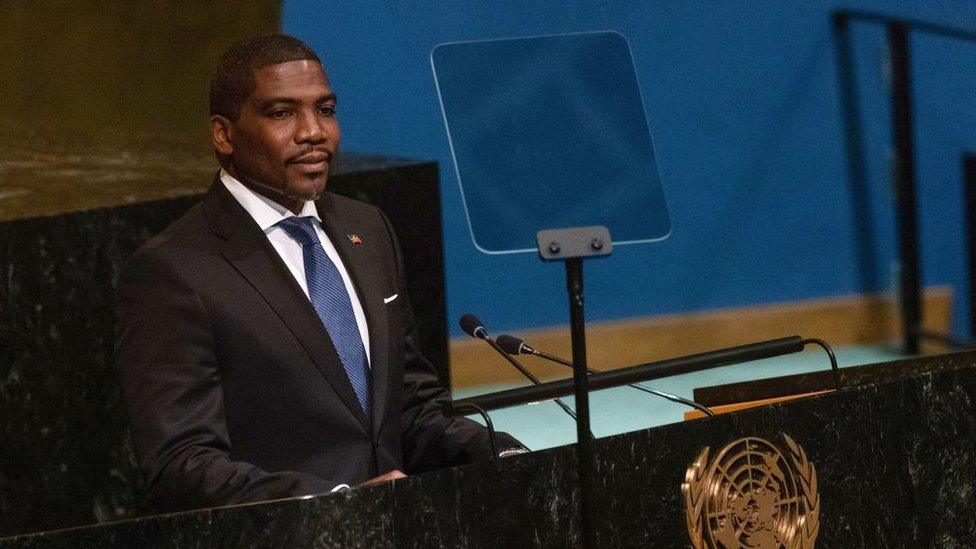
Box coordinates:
[590,238,603,250]
[548,242,561,254]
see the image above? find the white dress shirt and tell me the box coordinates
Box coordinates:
[220,169,371,366]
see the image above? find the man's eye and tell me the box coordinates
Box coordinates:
[268,110,290,119]
[319,105,337,117]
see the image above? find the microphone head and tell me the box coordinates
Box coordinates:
[496,335,526,355]
[459,314,487,339]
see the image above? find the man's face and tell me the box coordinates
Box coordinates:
[212,59,340,212]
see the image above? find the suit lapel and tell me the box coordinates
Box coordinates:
[205,181,371,431]
[316,197,391,438]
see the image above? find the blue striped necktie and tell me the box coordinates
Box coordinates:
[277,216,371,416]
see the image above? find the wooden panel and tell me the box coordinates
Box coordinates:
[682,391,831,420]
[450,286,953,390]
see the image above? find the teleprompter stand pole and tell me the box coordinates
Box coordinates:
[888,22,922,355]
[566,256,594,547]
[536,226,612,549]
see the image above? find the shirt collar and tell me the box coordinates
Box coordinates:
[219,169,321,232]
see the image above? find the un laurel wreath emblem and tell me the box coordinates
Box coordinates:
[681,434,820,549]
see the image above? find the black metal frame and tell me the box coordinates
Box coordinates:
[443,336,806,413]
[832,10,976,353]
[966,154,976,342]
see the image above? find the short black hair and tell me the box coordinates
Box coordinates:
[210,34,322,120]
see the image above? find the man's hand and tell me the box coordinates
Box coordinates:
[360,469,407,487]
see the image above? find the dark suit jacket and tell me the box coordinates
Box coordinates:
[116,180,519,512]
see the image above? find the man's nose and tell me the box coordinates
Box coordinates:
[295,110,328,143]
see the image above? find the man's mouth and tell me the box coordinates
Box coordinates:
[289,151,332,167]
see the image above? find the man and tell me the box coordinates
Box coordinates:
[116,34,523,512]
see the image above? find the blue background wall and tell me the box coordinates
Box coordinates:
[283,1,976,338]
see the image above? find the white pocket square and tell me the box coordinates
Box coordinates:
[383,293,399,304]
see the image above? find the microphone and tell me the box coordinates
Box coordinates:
[497,335,564,365]
[496,334,715,417]
[459,314,489,340]
[459,315,587,428]
[496,335,536,356]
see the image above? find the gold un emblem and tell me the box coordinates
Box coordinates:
[681,434,820,549]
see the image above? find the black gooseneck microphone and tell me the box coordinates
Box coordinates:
[459,314,489,341]
[460,314,588,427]
[496,335,716,417]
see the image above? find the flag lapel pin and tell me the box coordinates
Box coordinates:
[346,234,363,245]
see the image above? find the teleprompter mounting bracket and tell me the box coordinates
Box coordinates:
[536,226,613,261]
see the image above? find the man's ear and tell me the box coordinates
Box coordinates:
[210,115,234,156]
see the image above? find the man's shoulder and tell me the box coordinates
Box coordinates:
[121,199,219,281]
[138,201,214,256]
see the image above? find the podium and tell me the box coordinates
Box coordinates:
[3,351,974,547]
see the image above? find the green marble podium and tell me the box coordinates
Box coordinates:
[1,351,974,547]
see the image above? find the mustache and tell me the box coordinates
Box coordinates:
[287,148,333,164]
